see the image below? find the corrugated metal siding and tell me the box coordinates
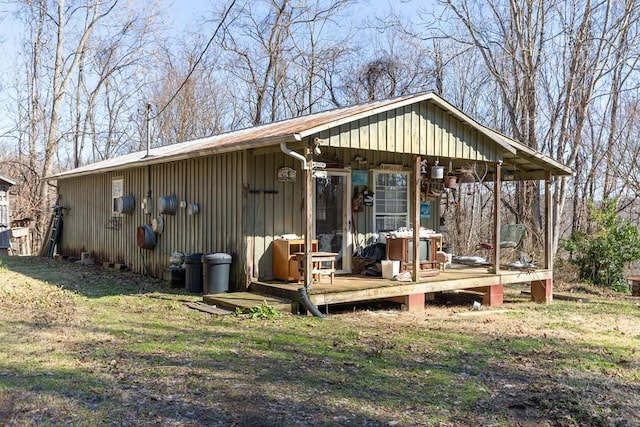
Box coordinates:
[57,152,247,289]
[319,101,501,162]
[246,151,305,280]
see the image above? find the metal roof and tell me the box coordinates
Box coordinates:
[0,174,16,186]
[49,91,573,180]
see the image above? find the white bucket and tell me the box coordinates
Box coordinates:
[431,165,445,179]
[381,260,400,279]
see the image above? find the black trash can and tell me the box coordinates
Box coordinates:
[185,252,204,293]
[166,267,185,288]
[202,253,232,294]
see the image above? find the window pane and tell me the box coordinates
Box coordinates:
[374,171,409,231]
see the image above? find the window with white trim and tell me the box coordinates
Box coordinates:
[111,177,123,215]
[373,171,410,231]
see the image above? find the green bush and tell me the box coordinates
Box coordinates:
[561,198,640,292]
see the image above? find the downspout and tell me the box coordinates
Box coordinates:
[298,287,326,318]
[280,136,308,170]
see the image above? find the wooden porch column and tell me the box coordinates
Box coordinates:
[412,155,421,282]
[492,161,502,274]
[304,145,313,290]
[544,172,553,269]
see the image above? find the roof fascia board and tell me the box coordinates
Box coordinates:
[48,134,299,181]
[0,175,17,186]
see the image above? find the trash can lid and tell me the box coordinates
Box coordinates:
[202,252,232,264]
[185,252,204,263]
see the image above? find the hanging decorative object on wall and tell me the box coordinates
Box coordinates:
[363,188,374,206]
[187,203,200,216]
[352,169,368,186]
[136,224,156,250]
[115,195,135,215]
[151,216,164,234]
[158,195,178,215]
[420,202,431,219]
[277,167,296,182]
[431,159,444,179]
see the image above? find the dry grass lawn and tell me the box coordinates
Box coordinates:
[1,256,639,426]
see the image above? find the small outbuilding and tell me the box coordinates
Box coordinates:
[0,174,16,255]
[48,92,572,310]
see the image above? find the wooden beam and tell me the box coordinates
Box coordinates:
[304,145,313,290]
[413,155,421,282]
[545,171,553,269]
[492,162,502,274]
[304,269,554,305]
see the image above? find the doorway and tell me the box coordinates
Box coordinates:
[314,170,351,273]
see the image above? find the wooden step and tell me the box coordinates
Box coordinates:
[185,301,234,315]
[248,281,301,300]
[202,292,294,314]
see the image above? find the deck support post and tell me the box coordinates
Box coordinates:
[481,284,503,306]
[389,293,425,311]
[531,279,552,303]
[403,293,426,311]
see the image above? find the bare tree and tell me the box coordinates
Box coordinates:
[434,0,640,256]
[216,0,352,126]
[7,0,164,246]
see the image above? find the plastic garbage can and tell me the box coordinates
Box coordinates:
[185,252,204,293]
[202,253,232,294]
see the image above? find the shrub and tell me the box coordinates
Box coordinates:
[561,198,640,292]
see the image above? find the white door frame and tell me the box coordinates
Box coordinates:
[313,169,352,273]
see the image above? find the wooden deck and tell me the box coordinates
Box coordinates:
[203,265,554,313]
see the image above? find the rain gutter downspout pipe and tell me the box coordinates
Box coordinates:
[280,134,308,170]
[298,287,326,319]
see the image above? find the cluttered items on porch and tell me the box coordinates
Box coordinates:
[354,227,447,279]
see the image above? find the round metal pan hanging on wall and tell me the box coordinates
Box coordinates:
[115,195,135,214]
[187,203,200,216]
[151,215,165,234]
[136,224,156,250]
[157,195,177,215]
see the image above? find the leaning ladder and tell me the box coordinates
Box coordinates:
[39,205,65,257]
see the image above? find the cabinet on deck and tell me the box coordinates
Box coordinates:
[386,235,442,276]
[273,239,318,281]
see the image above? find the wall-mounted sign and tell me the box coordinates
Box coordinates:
[420,202,431,219]
[277,167,296,182]
[352,169,368,186]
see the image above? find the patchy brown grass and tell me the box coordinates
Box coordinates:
[1,256,639,426]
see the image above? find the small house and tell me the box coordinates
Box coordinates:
[0,174,16,255]
[48,92,572,311]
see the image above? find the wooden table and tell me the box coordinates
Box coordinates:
[295,252,338,284]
